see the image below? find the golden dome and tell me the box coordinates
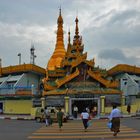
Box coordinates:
[48,57,63,70]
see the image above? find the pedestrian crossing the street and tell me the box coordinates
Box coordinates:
[28,119,140,140]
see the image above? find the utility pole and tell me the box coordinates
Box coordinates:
[30,44,37,65]
[0,58,2,76]
[17,53,21,65]
[0,58,2,68]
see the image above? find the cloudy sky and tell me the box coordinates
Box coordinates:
[0,0,140,69]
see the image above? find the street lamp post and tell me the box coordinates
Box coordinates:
[17,53,21,65]
[65,88,70,115]
[0,58,1,68]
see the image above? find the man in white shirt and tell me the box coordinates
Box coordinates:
[109,104,122,136]
[73,105,78,118]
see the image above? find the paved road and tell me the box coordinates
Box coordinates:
[0,119,42,140]
[0,117,140,140]
[28,118,140,140]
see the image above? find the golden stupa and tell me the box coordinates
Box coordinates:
[47,8,66,70]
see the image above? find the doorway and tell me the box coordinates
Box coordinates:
[69,98,100,117]
[0,102,3,114]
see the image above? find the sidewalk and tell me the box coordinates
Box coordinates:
[0,114,34,120]
[99,113,136,119]
[0,113,136,121]
[70,113,135,120]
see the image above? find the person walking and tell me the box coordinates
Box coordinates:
[127,104,131,114]
[40,108,45,122]
[57,108,64,130]
[81,108,90,132]
[73,105,78,119]
[45,106,50,126]
[86,107,90,113]
[109,104,122,136]
[91,106,97,117]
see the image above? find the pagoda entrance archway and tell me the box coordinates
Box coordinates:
[69,97,100,117]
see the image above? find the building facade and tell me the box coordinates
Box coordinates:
[42,9,123,115]
[108,64,140,105]
[0,9,140,115]
[0,64,45,114]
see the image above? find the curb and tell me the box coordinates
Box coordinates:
[99,115,133,120]
[0,116,34,120]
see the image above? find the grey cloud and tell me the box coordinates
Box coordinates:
[0,0,140,68]
[0,0,62,25]
[107,10,140,26]
[0,35,31,66]
[83,9,140,55]
[0,36,49,67]
[98,49,126,61]
[98,48,139,65]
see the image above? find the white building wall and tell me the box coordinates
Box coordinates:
[15,73,40,94]
[120,73,139,96]
[0,75,15,94]
[0,72,43,95]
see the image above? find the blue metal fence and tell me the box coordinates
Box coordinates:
[0,86,36,95]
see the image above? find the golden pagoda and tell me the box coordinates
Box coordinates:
[47,8,66,71]
[41,9,140,114]
[43,11,121,97]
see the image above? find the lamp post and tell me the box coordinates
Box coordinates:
[17,53,21,65]
[0,58,2,76]
[65,88,70,115]
[0,58,1,67]
[31,84,34,95]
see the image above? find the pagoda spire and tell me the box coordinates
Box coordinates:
[67,29,71,52]
[75,17,79,37]
[73,17,80,45]
[55,7,65,53]
[68,29,71,45]
[47,8,66,70]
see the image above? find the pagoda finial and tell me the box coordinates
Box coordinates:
[57,6,63,24]
[75,17,79,36]
[73,16,80,45]
[59,5,61,15]
[68,29,71,44]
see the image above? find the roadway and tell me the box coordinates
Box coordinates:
[0,117,140,140]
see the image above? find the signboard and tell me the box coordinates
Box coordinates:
[32,98,42,107]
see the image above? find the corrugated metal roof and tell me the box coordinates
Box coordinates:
[129,75,140,81]
[1,64,45,76]
[7,75,22,82]
[0,77,8,83]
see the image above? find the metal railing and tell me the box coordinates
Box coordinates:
[0,86,37,95]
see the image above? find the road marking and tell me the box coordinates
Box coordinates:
[112,138,140,140]
[34,129,138,134]
[28,120,140,139]
[28,133,140,139]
